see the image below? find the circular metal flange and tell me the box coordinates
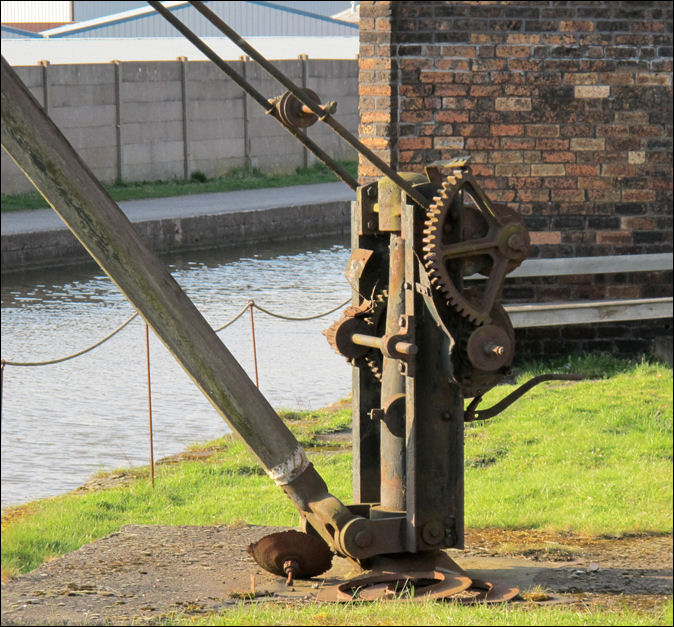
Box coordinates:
[456,578,520,604]
[334,569,472,601]
[465,324,514,372]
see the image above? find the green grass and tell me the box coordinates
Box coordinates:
[1,355,672,625]
[158,598,673,626]
[464,355,673,533]
[0,160,358,212]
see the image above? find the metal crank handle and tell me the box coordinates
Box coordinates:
[351,333,418,358]
[464,374,586,422]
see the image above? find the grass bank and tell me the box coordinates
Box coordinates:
[0,160,358,212]
[1,355,672,625]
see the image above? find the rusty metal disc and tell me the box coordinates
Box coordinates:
[247,530,332,581]
[465,324,513,372]
[456,578,520,604]
[278,89,321,128]
[332,569,472,602]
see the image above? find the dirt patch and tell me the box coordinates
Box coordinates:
[1,524,671,625]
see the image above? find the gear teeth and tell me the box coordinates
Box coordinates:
[323,318,341,355]
[361,289,388,382]
[421,171,495,326]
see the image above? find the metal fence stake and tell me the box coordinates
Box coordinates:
[249,300,259,388]
[146,324,155,488]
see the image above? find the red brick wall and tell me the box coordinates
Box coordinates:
[358,0,673,357]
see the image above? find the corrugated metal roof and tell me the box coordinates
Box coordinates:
[1,24,45,39]
[73,1,354,22]
[74,2,149,22]
[42,1,357,39]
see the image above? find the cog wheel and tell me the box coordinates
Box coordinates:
[323,291,387,381]
[362,290,388,382]
[421,171,530,326]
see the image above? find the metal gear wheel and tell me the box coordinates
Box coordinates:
[421,171,530,326]
[323,291,388,381]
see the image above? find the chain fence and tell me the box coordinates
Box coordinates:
[1,296,350,484]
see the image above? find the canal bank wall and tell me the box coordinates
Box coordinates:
[1,198,351,272]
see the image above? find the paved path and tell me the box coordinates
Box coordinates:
[1,182,356,235]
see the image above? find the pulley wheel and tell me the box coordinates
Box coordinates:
[278,89,321,128]
[247,530,333,584]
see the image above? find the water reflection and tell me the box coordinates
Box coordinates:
[1,235,352,508]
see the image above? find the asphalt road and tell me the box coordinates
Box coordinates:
[1,182,356,235]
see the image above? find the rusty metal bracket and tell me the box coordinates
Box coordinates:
[464,374,585,422]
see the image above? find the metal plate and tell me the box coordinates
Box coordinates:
[315,569,472,602]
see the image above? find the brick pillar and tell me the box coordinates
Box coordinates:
[358,0,673,356]
[358,1,398,182]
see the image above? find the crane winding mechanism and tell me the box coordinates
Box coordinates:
[148,1,584,602]
[1,1,584,604]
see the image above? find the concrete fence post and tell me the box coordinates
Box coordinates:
[240,55,251,171]
[178,56,190,179]
[112,59,123,183]
[39,59,49,113]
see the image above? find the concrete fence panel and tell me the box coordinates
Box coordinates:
[2,58,358,194]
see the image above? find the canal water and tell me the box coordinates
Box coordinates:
[1,235,353,508]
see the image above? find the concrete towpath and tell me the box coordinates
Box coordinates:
[1,182,356,271]
[1,182,355,235]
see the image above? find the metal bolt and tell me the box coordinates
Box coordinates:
[484,344,505,356]
[422,520,444,545]
[366,219,377,230]
[354,530,372,548]
[366,186,377,198]
[369,408,385,421]
[441,411,451,421]
[507,233,524,251]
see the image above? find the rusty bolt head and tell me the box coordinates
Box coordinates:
[422,520,444,545]
[354,530,372,548]
[507,233,525,251]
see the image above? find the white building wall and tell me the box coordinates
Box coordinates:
[1,36,358,65]
[1,1,72,23]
